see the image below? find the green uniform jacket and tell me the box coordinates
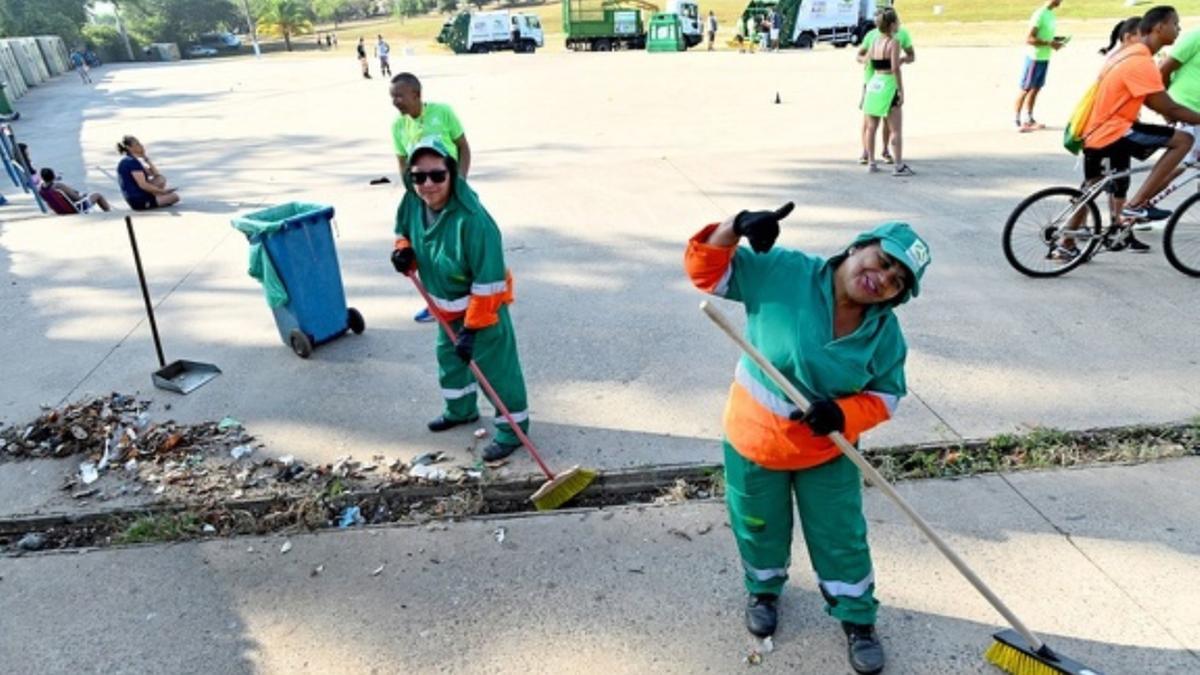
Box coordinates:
[394,177,513,330]
[685,224,906,470]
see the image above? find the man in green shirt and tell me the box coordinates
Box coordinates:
[1161,25,1200,165]
[857,13,915,164]
[389,72,473,322]
[1015,0,1066,132]
[389,72,472,180]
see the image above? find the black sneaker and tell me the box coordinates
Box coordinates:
[744,594,778,637]
[481,440,521,461]
[843,622,885,674]
[1127,233,1151,252]
[427,414,479,432]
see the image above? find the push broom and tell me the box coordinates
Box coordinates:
[407,273,596,510]
[701,301,1102,675]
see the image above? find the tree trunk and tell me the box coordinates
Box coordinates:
[284,32,292,51]
[113,2,136,61]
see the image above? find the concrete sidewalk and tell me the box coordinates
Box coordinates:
[3,48,1200,518]
[2,458,1197,674]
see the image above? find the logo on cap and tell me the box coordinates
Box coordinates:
[906,239,930,272]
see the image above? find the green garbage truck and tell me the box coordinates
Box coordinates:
[563,0,700,51]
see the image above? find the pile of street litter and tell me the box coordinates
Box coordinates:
[0,394,507,507]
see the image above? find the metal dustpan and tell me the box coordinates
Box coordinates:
[126,216,221,395]
[152,359,221,395]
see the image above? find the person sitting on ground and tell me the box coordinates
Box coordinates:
[116,135,179,210]
[38,167,111,213]
[1076,7,1200,236]
[1099,16,1141,55]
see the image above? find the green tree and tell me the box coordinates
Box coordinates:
[124,0,240,46]
[0,0,89,44]
[438,0,457,13]
[257,0,312,51]
[395,0,423,21]
[310,0,348,28]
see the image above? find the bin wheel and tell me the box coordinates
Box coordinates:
[347,307,365,335]
[289,330,313,359]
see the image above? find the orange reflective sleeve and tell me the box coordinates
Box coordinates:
[684,223,736,295]
[465,270,513,330]
[836,392,892,441]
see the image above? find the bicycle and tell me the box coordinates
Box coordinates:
[1002,160,1200,277]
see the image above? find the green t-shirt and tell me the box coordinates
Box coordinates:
[860,27,913,81]
[391,102,464,160]
[1168,28,1200,112]
[1029,6,1056,61]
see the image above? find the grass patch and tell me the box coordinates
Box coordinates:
[114,513,202,545]
[871,422,1200,482]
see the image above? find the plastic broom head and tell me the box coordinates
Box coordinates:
[985,629,1103,675]
[530,466,597,511]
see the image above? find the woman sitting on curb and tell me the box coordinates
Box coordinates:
[116,135,179,210]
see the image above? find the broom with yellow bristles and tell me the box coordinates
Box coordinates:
[702,301,1102,675]
[408,274,596,510]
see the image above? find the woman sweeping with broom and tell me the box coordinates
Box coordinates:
[684,203,930,674]
[390,137,529,463]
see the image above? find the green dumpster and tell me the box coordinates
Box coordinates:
[647,13,684,52]
[0,83,13,117]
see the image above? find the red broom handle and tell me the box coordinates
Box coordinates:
[407,273,555,479]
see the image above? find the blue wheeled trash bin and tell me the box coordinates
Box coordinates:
[232,202,364,358]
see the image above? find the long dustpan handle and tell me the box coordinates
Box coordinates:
[126,216,167,368]
[407,272,556,480]
[700,300,1045,653]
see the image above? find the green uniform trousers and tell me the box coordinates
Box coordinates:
[436,305,529,446]
[724,441,879,625]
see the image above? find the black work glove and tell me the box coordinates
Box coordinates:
[391,247,415,275]
[733,202,795,254]
[789,399,845,436]
[454,329,476,362]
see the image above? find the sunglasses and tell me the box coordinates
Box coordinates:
[411,169,448,185]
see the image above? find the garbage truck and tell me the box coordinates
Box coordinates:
[563,0,701,51]
[443,10,545,53]
[741,0,876,49]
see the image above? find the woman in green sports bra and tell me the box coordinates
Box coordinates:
[862,8,913,176]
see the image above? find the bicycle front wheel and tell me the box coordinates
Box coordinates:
[1002,186,1102,277]
[1163,192,1200,277]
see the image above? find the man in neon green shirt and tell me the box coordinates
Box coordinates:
[1015,0,1066,132]
[389,71,474,322]
[1161,25,1200,164]
[389,72,472,179]
[857,12,914,164]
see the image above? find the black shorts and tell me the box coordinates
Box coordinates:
[1083,122,1174,199]
[126,194,156,211]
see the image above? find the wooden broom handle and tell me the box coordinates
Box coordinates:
[700,301,1044,651]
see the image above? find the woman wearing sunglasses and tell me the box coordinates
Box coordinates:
[684,204,931,675]
[390,138,530,462]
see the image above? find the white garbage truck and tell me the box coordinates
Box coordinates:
[443,10,546,53]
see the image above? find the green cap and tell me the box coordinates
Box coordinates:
[407,136,453,164]
[849,221,931,300]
